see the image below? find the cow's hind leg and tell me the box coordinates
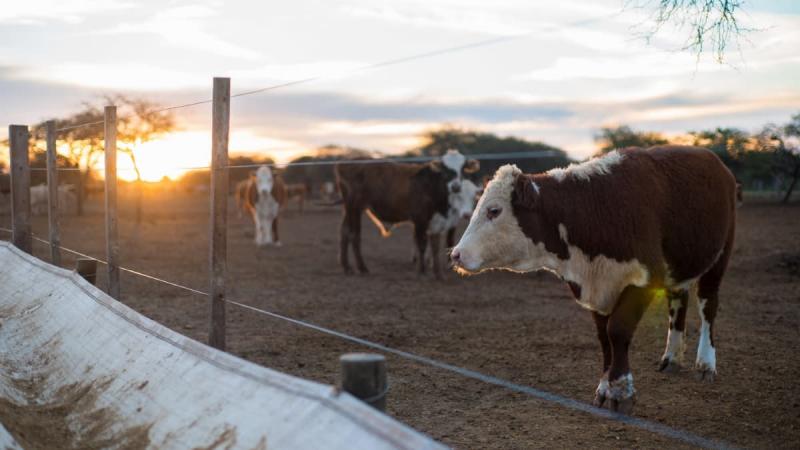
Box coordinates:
[601,286,651,414]
[695,242,733,381]
[349,207,369,274]
[339,212,352,274]
[592,312,611,408]
[271,216,281,247]
[659,288,688,373]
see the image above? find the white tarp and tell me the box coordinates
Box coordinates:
[0,242,446,450]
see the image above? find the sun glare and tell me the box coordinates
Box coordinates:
[112,131,211,182]
[95,130,306,183]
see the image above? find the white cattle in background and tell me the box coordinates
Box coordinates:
[30,184,77,215]
[241,166,287,247]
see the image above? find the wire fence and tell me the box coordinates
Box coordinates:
[0,226,735,450]
[23,150,564,176]
[0,8,741,448]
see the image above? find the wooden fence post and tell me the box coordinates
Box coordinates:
[9,125,31,254]
[209,77,230,350]
[104,106,120,299]
[75,258,97,285]
[46,120,61,265]
[340,353,387,412]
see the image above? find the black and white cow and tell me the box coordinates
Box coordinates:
[335,150,479,279]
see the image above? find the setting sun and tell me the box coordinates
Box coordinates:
[112,131,211,182]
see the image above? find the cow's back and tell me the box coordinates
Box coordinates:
[540,146,736,286]
[335,162,421,223]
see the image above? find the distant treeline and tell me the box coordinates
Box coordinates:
[595,111,800,203]
[279,129,571,193]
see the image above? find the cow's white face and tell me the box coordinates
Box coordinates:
[450,179,480,219]
[452,165,553,274]
[441,150,467,194]
[436,149,479,195]
[255,165,274,195]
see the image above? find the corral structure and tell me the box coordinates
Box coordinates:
[1,73,794,449]
[0,242,444,449]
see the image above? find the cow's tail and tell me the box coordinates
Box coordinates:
[365,209,392,238]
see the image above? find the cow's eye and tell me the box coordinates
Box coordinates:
[487,206,502,220]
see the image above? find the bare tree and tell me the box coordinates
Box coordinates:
[30,96,175,217]
[758,113,800,203]
[111,95,175,223]
[629,0,752,63]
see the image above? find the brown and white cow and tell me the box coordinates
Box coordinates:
[451,146,737,414]
[235,176,252,219]
[335,150,479,279]
[241,165,287,247]
[414,177,482,264]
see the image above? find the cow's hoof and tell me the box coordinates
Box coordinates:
[343,267,354,275]
[658,358,681,373]
[610,396,635,415]
[273,241,282,247]
[592,392,607,409]
[357,267,370,275]
[695,367,716,382]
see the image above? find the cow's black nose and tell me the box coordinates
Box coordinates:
[451,249,461,264]
[451,183,461,193]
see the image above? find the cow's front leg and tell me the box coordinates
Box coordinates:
[604,286,651,414]
[429,232,442,280]
[413,225,428,275]
[260,211,273,245]
[592,311,611,408]
[271,216,282,247]
[252,211,264,246]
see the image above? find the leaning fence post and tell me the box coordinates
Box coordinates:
[9,124,31,254]
[209,77,230,350]
[104,105,120,299]
[75,258,97,285]
[340,353,388,412]
[46,120,61,265]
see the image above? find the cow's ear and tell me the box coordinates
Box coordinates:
[463,159,480,174]
[511,174,540,209]
[429,160,443,172]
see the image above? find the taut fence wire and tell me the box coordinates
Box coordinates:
[25,150,565,174]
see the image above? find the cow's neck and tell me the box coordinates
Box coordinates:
[518,173,650,315]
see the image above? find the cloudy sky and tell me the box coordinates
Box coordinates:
[1,0,799,163]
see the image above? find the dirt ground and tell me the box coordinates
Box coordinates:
[1,190,798,450]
